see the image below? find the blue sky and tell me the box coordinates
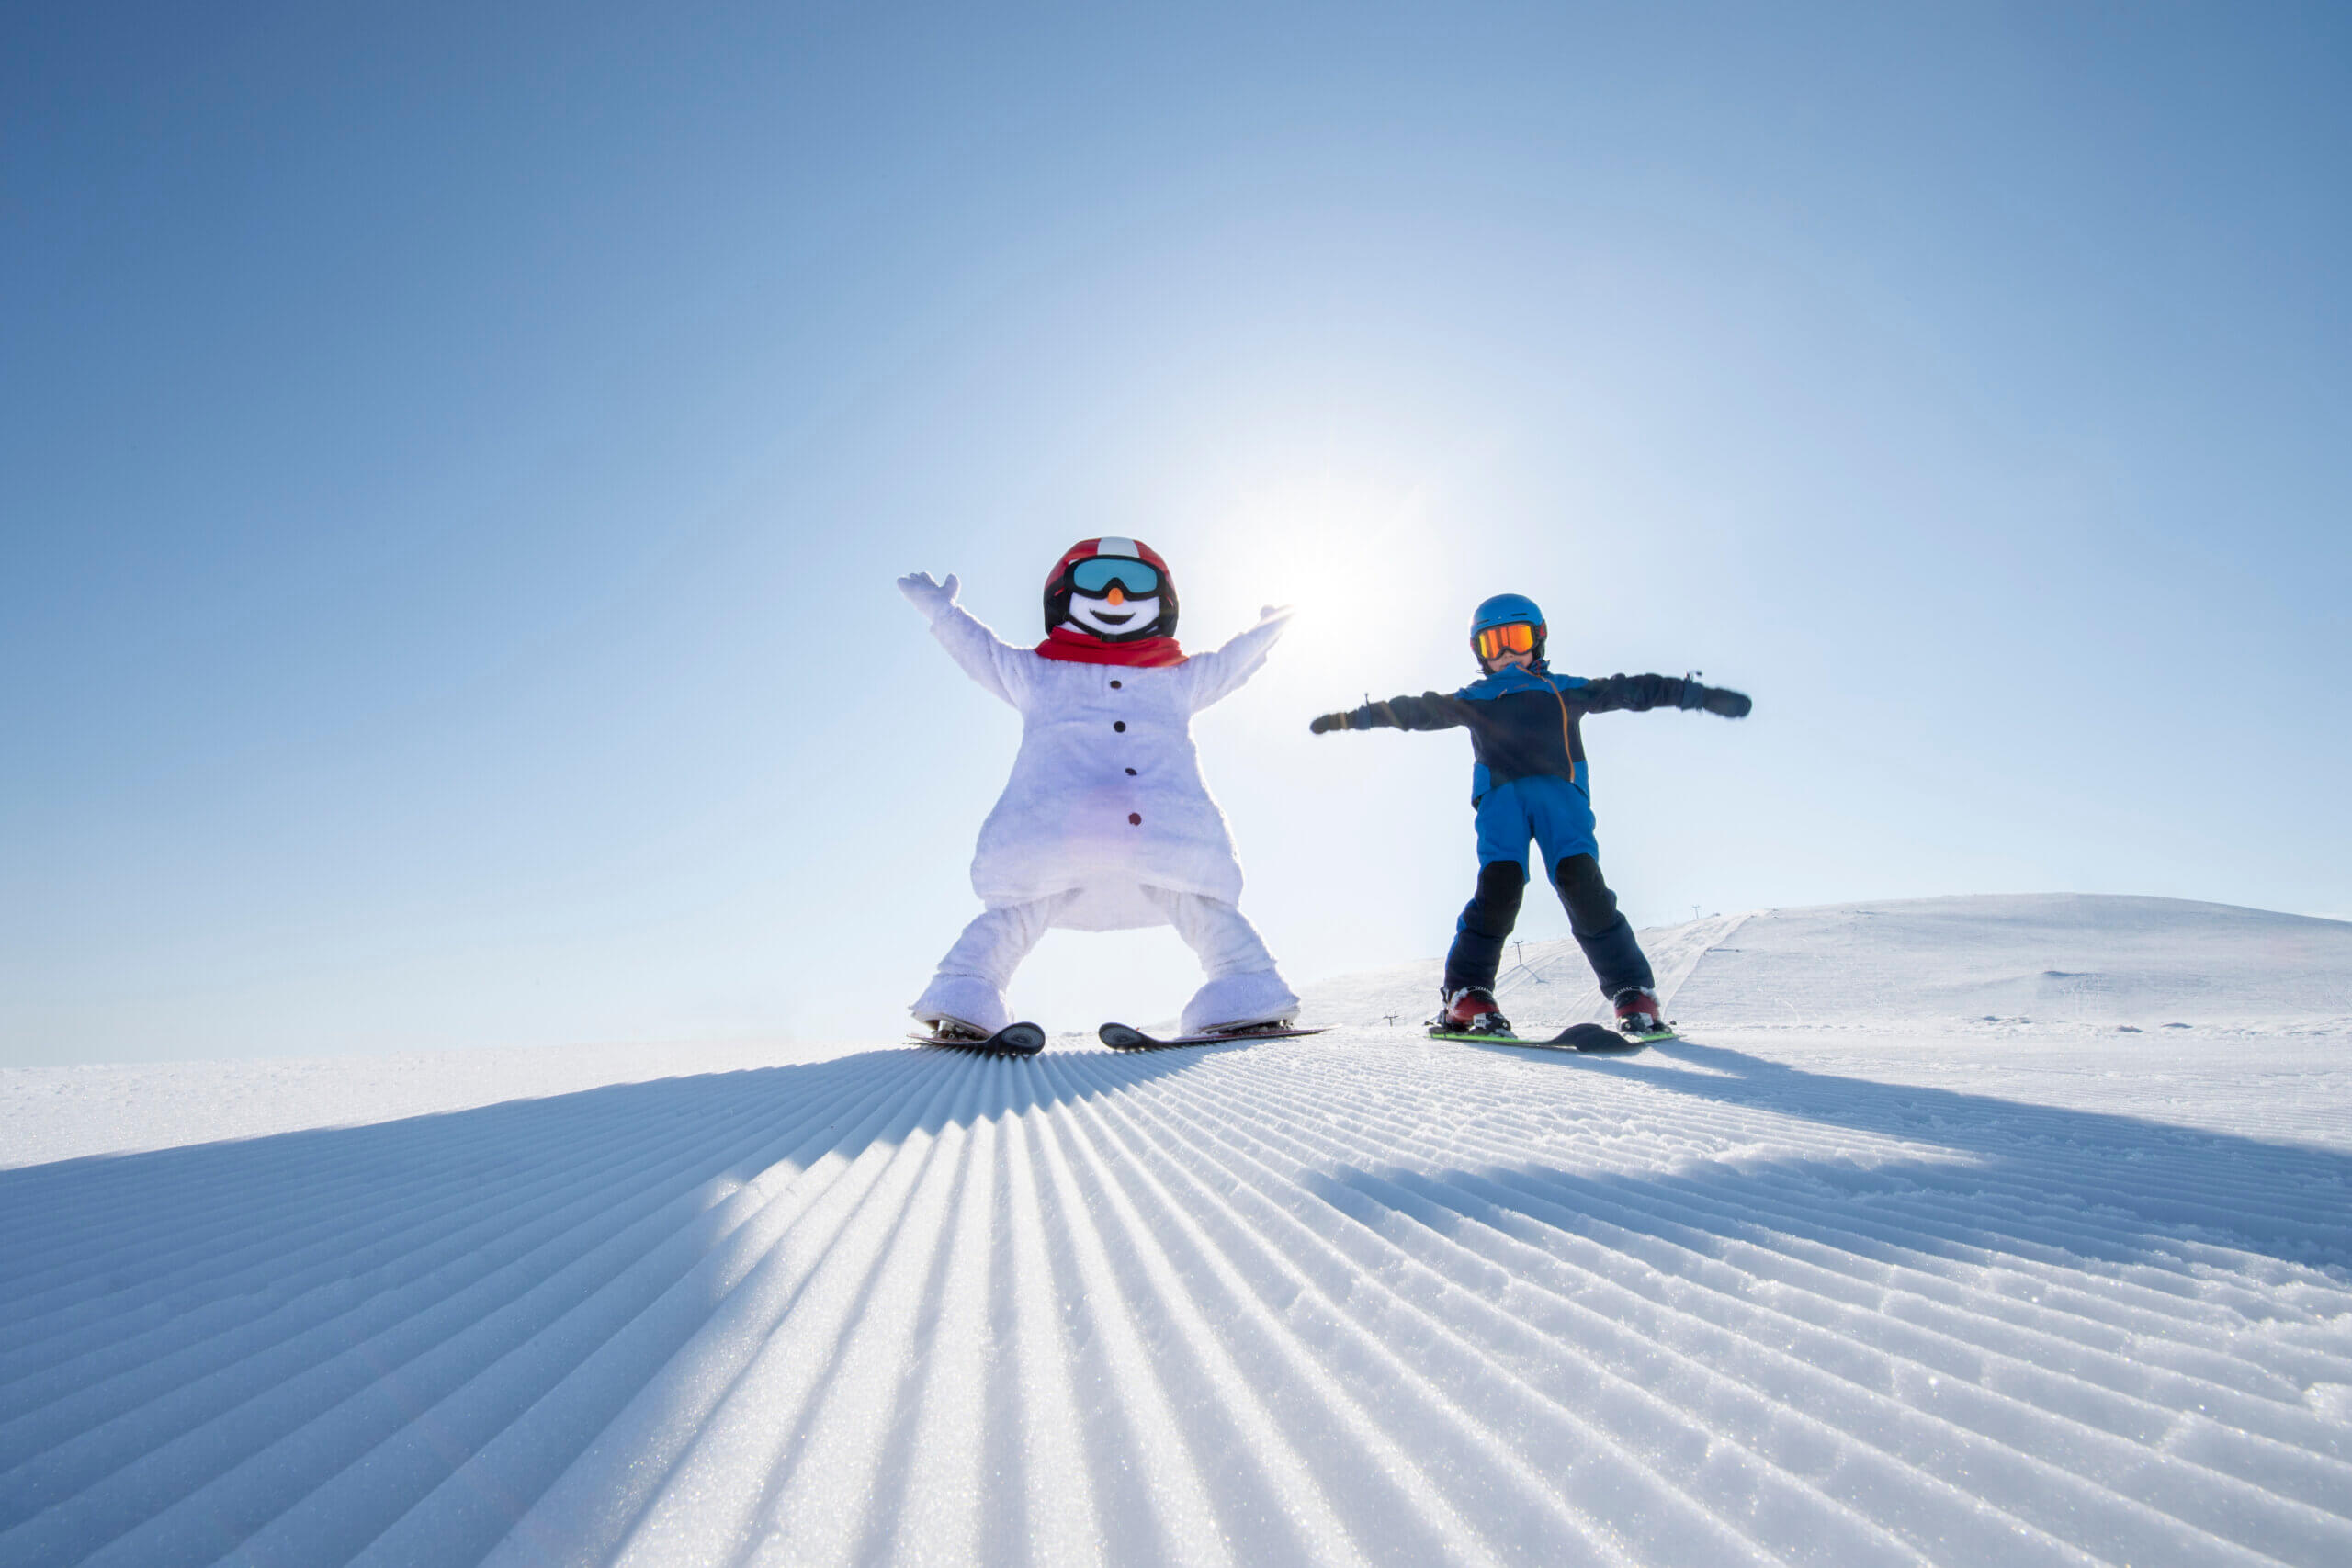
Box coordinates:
[6,2,2347,1063]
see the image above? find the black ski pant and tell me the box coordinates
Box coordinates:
[1442,853,1657,1002]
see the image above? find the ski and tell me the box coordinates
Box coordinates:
[910,1021,1047,1056]
[1430,1021,1670,1051]
[1098,1021,1327,1051]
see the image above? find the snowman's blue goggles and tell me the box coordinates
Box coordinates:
[1070,558,1160,596]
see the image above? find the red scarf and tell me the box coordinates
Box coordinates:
[1034,625,1189,666]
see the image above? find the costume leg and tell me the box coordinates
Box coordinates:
[1141,886,1300,1034]
[910,894,1071,1032]
[1443,783,1533,994]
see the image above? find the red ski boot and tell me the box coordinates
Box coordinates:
[1612,987,1672,1040]
[1435,987,1514,1038]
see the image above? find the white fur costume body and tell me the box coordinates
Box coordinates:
[901,575,1299,1034]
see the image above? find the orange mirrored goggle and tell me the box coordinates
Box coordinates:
[1474,622,1540,660]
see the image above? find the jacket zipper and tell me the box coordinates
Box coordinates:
[1544,674,1577,785]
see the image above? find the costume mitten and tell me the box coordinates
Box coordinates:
[896,571,961,622]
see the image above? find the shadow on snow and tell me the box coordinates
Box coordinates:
[0,1043,1225,1565]
[1438,1035,2352,1273]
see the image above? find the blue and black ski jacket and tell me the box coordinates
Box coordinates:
[1333,666,1706,804]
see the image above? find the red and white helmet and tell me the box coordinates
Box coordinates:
[1043,537,1178,640]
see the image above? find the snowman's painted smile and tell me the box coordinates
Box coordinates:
[1067,590,1162,638]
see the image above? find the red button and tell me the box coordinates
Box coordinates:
[1128,813,1142,825]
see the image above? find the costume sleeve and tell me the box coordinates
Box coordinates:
[1182,606,1294,713]
[924,604,1031,708]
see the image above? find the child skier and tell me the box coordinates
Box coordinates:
[1308,592,1750,1040]
[900,538,1301,1043]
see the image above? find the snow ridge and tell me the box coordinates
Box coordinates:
[6,1020,2351,1566]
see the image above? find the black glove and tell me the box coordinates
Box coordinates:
[1701,686,1752,718]
[1309,711,1352,734]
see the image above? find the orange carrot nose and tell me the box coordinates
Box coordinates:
[1106,585,1125,605]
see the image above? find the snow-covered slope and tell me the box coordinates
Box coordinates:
[4,895,2350,1566]
[1298,893,2352,1032]
[1673,894,2352,1030]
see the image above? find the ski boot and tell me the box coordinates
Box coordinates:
[1435,986,1514,1038]
[1612,987,1672,1041]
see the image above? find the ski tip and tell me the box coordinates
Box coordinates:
[1571,1026,1671,1049]
[913,1021,1046,1055]
[1100,1021,1324,1050]
[1431,1021,1663,1052]
[1552,1022,1640,1051]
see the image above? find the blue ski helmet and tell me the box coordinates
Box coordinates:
[1469,592,1546,667]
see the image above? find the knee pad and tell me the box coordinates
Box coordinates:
[1554,854,1621,936]
[1461,860,1527,938]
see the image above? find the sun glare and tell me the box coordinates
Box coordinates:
[1193,469,1462,688]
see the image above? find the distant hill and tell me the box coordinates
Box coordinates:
[1296,893,2352,1032]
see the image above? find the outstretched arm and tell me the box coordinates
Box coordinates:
[899,572,1026,708]
[1308,691,1472,734]
[1577,672,1752,718]
[1182,605,1295,712]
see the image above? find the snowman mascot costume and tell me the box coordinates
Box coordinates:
[899,538,1300,1041]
